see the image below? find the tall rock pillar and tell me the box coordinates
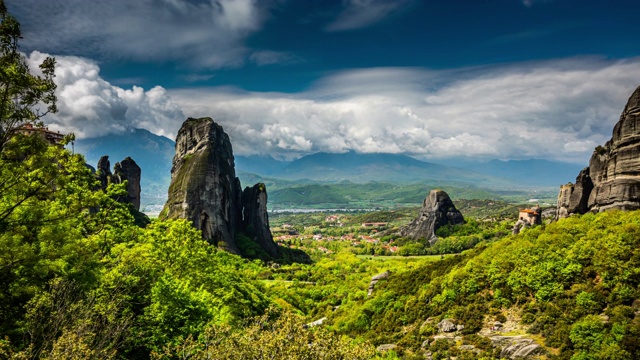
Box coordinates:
[161,117,243,254]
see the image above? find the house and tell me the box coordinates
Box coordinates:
[518,205,541,226]
[15,123,65,146]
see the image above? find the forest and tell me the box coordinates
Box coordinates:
[1,3,639,359]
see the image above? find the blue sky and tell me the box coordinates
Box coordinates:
[9,0,640,162]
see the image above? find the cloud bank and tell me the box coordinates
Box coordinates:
[28,52,184,139]
[168,57,640,163]
[12,0,264,69]
[30,51,640,163]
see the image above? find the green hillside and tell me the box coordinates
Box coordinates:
[263,211,640,359]
[268,181,556,209]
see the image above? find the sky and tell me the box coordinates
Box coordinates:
[8,0,640,163]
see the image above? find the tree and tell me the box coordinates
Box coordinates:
[0,0,57,151]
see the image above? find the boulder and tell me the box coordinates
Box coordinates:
[399,189,464,244]
[437,318,457,332]
[368,270,390,296]
[304,317,327,328]
[491,336,545,359]
[376,344,397,352]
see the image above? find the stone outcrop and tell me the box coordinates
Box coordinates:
[113,157,142,210]
[490,336,545,359]
[161,117,278,257]
[557,167,594,219]
[368,270,390,296]
[558,85,640,217]
[437,319,458,333]
[96,156,112,190]
[96,155,142,211]
[242,183,278,258]
[95,155,148,225]
[399,189,464,244]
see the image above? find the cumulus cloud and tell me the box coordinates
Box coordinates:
[168,57,640,163]
[27,51,184,139]
[325,0,413,32]
[11,0,264,69]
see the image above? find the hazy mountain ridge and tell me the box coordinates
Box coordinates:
[75,131,573,208]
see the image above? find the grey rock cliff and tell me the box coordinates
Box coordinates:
[242,183,279,258]
[95,155,148,226]
[161,117,278,257]
[556,167,593,219]
[399,189,464,244]
[161,117,243,254]
[113,157,142,211]
[96,155,112,190]
[558,85,640,216]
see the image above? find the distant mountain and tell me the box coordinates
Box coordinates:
[74,128,175,208]
[277,151,510,186]
[439,158,585,187]
[235,155,289,176]
[73,131,567,210]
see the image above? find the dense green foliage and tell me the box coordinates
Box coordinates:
[339,212,640,358]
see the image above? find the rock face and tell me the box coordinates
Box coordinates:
[96,155,142,211]
[161,117,278,257]
[399,189,464,244]
[490,336,545,359]
[242,183,278,258]
[558,86,640,217]
[97,156,112,190]
[557,167,593,219]
[113,157,142,210]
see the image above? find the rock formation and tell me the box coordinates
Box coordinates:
[558,85,640,217]
[242,183,278,258]
[96,155,142,211]
[95,155,148,226]
[368,270,390,296]
[96,155,112,190]
[113,157,142,211]
[399,189,464,244]
[557,168,593,219]
[161,117,279,258]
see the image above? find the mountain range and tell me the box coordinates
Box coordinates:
[74,128,583,209]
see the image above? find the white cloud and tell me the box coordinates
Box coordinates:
[169,57,640,163]
[325,0,413,32]
[11,0,264,69]
[27,51,185,139]
[28,50,640,163]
